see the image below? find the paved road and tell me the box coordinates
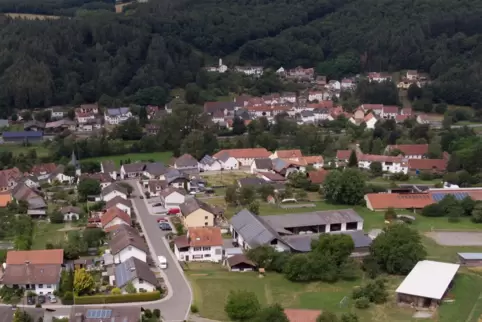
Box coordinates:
[130,181,193,322]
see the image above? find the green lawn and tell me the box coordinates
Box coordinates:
[186,262,416,322]
[31,222,69,249]
[369,177,442,186]
[82,152,172,166]
[0,144,50,157]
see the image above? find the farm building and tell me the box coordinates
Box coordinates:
[225,254,256,272]
[2,131,43,142]
[457,253,482,266]
[395,260,459,309]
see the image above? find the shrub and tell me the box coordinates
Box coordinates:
[35,304,42,308]
[75,291,161,304]
[153,309,161,318]
[62,291,74,305]
[191,304,199,313]
[111,288,122,295]
[355,297,370,309]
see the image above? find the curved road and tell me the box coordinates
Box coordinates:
[8,181,193,322]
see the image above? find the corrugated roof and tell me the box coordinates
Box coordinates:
[458,253,482,260]
[396,260,459,300]
[230,209,279,247]
[263,209,363,229]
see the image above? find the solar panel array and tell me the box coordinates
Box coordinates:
[432,192,469,202]
[86,309,113,318]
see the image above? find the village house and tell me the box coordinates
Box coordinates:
[199,155,223,171]
[205,58,228,73]
[173,154,199,173]
[101,206,132,231]
[272,158,307,177]
[44,119,76,134]
[106,196,132,216]
[24,120,45,132]
[341,78,356,90]
[250,158,273,173]
[145,124,160,135]
[101,183,129,202]
[368,72,392,83]
[174,227,223,262]
[285,66,315,82]
[104,107,132,125]
[179,197,216,228]
[225,254,256,272]
[416,114,443,127]
[60,206,81,221]
[216,154,239,170]
[385,144,429,159]
[101,160,118,180]
[30,163,57,180]
[234,65,264,77]
[213,148,271,167]
[165,169,191,190]
[357,154,408,174]
[203,101,237,115]
[142,162,168,180]
[48,106,67,119]
[78,173,114,189]
[112,257,157,293]
[407,158,447,174]
[108,225,148,263]
[159,187,187,210]
[147,180,167,197]
[0,249,64,295]
[308,169,330,186]
[120,163,146,179]
[256,171,286,183]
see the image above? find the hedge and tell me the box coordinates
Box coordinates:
[74,291,161,304]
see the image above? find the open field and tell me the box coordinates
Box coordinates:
[200,171,253,187]
[4,13,61,20]
[0,144,50,157]
[32,222,69,250]
[82,152,172,166]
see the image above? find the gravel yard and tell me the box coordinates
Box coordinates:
[426,231,482,246]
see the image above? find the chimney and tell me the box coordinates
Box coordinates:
[219,58,222,67]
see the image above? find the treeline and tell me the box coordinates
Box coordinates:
[0,0,113,16]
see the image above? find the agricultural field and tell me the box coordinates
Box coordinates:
[82,151,172,166]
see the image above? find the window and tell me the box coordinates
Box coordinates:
[46,285,51,288]
[203,247,211,251]
[204,254,211,258]
[204,222,208,226]
[38,284,43,288]
[204,216,208,220]
[193,247,202,251]
[139,279,144,284]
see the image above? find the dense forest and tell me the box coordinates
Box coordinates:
[0,0,481,110]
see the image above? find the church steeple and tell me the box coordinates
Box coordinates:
[69,151,81,176]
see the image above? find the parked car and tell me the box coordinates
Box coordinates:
[168,208,180,215]
[26,296,35,305]
[37,295,46,304]
[159,222,172,231]
[157,217,167,223]
[48,294,57,303]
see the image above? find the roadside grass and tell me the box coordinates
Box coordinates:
[0,144,50,157]
[31,222,68,250]
[82,152,172,167]
[186,262,417,322]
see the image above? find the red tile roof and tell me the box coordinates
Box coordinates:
[284,309,321,322]
[359,154,403,163]
[30,163,57,175]
[6,249,64,265]
[361,104,384,111]
[408,159,447,171]
[275,150,303,158]
[308,169,329,184]
[383,105,399,114]
[101,206,131,228]
[387,144,429,156]
[365,193,433,210]
[303,156,324,164]
[187,227,223,247]
[213,148,271,159]
[336,149,359,160]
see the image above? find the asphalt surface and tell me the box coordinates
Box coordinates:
[5,181,193,322]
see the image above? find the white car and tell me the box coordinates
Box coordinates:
[48,294,57,303]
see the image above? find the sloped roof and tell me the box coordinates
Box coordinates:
[60,206,81,214]
[101,206,131,227]
[254,158,273,170]
[179,197,214,216]
[175,154,198,168]
[6,249,64,265]
[284,309,321,322]
[102,183,128,197]
[365,193,433,210]
[408,159,447,171]
[227,254,255,268]
[114,256,157,288]
[30,163,57,175]
[106,196,132,209]
[109,225,148,255]
[101,160,117,173]
[387,144,429,156]
[308,169,329,184]
[230,209,279,247]
[213,148,271,159]
[144,162,167,176]
[175,227,223,248]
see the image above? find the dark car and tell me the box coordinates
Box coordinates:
[37,295,46,304]
[140,196,144,199]
[26,296,35,305]
[159,222,172,231]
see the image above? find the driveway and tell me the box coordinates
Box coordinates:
[426,231,482,246]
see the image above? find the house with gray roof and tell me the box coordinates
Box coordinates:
[230,209,368,254]
[101,183,129,202]
[179,197,216,227]
[101,160,118,180]
[199,155,222,171]
[174,154,199,174]
[143,162,168,179]
[164,169,190,190]
[104,107,132,125]
[120,163,147,179]
[250,158,273,173]
[112,256,157,293]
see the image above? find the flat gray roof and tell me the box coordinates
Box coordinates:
[283,230,372,252]
[263,209,363,230]
[458,253,482,260]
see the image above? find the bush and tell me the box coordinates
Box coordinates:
[191,304,199,313]
[355,297,370,309]
[75,291,161,304]
[153,309,161,318]
[35,304,42,308]
[62,291,74,305]
[111,288,122,295]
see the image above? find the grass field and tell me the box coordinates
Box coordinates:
[31,222,69,250]
[82,152,172,166]
[0,144,50,157]
[200,172,253,187]
[369,176,442,186]
[4,13,60,20]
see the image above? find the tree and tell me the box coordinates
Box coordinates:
[370,224,426,274]
[369,161,382,176]
[232,117,247,135]
[83,228,106,247]
[13,309,33,322]
[225,290,260,321]
[246,246,277,268]
[316,311,339,322]
[461,197,476,216]
[49,210,64,224]
[472,202,482,223]
[77,178,101,201]
[284,254,312,281]
[73,268,95,296]
[323,169,366,205]
[125,281,137,294]
[347,150,358,167]
[384,207,397,221]
[407,83,423,101]
[421,203,443,217]
[251,304,289,322]
[238,186,256,206]
[257,185,275,201]
[64,231,88,260]
[248,201,260,215]
[225,185,238,205]
[341,313,359,322]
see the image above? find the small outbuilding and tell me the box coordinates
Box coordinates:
[395,260,459,309]
[457,253,482,266]
[225,254,256,272]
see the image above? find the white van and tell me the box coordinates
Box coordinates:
[158,255,167,269]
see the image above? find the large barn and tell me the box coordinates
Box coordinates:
[396,260,459,309]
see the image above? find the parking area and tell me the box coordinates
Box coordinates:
[426,231,482,246]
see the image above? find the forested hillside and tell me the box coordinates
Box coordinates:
[0,0,481,110]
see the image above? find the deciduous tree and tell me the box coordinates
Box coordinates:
[225,290,260,321]
[73,268,95,296]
